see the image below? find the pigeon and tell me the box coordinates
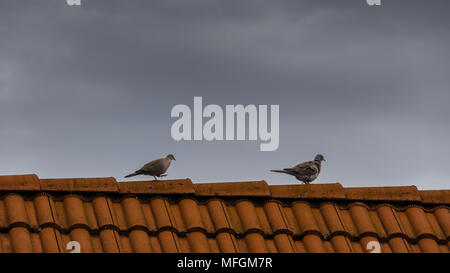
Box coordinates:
[125,154,176,180]
[271,154,325,184]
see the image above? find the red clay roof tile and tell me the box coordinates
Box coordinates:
[205,199,233,232]
[291,202,321,234]
[320,203,347,234]
[33,195,55,226]
[215,232,238,253]
[9,227,34,253]
[302,234,326,253]
[344,186,421,202]
[433,208,450,238]
[0,174,40,191]
[348,204,378,236]
[263,201,289,233]
[375,205,405,236]
[178,198,204,231]
[118,179,194,195]
[194,181,270,197]
[420,190,450,204]
[270,183,346,199]
[121,197,148,229]
[128,229,152,253]
[39,227,61,253]
[0,173,448,253]
[40,177,118,192]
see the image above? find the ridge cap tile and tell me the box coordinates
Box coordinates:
[39,177,119,193]
[419,190,450,205]
[118,179,194,195]
[269,183,346,199]
[193,180,270,197]
[344,185,421,202]
[0,174,40,191]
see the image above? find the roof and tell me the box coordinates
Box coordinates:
[0,174,449,253]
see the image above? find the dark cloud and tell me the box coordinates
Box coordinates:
[0,0,449,189]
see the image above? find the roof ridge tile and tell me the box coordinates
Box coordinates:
[269,183,346,199]
[419,190,450,205]
[344,185,422,202]
[0,174,40,191]
[118,179,194,195]
[194,181,270,197]
[40,177,118,193]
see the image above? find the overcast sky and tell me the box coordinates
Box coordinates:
[1,0,449,189]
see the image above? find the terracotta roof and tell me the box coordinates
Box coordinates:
[0,174,449,253]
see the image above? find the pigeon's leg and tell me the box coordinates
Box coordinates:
[153,176,158,181]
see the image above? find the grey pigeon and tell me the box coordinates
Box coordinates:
[125,154,176,180]
[271,154,325,184]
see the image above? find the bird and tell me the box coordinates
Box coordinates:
[271,154,325,184]
[125,154,176,180]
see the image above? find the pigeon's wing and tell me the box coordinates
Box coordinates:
[140,158,165,173]
[290,161,318,176]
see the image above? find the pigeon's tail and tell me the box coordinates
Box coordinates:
[270,169,293,175]
[124,172,139,178]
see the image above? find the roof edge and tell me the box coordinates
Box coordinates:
[194,180,271,197]
[40,177,118,193]
[344,186,422,202]
[119,179,194,195]
[419,190,450,205]
[0,174,449,205]
[269,183,346,199]
[0,174,40,191]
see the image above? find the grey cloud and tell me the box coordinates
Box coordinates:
[0,0,449,189]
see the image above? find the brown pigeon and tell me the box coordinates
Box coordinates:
[271,154,325,184]
[125,154,176,180]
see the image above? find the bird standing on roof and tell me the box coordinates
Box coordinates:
[271,154,325,184]
[125,154,176,180]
